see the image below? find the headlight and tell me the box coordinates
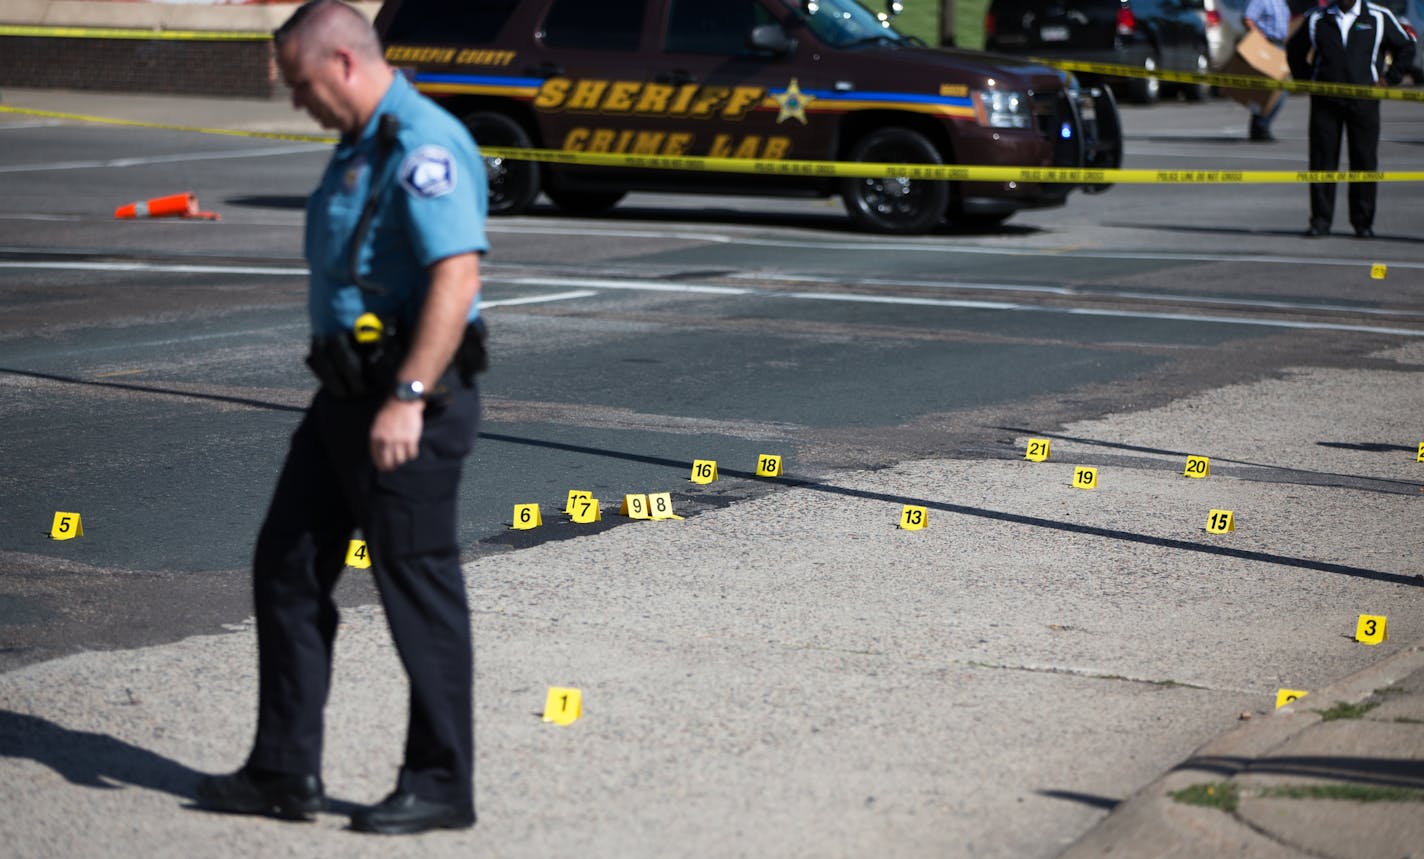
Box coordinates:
[974,89,1030,129]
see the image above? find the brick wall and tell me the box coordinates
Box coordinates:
[0,36,280,98]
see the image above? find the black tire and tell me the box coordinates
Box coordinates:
[1180,50,1212,102]
[1122,54,1160,105]
[839,127,949,234]
[544,187,625,215]
[461,111,539,215]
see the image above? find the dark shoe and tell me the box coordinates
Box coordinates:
[196,767,325,820]
[1304,224,1329,237]
[1249,124,1275,142]
[1354,226,1375,239]
[350,790,475,835]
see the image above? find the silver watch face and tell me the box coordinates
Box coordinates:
[395,379,425,401]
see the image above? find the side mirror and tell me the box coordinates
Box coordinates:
[749,23,797,54]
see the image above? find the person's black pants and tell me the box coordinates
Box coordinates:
[246,381,479,812]
[1308,95,1381,231]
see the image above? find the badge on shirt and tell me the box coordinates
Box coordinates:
[399,145,457,199]
[343,156,368,192]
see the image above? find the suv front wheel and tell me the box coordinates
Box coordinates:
[839,128,949,234]
[462,111,540,215]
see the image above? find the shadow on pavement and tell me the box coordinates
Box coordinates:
[0,709,199,799]
[1178,754,1424,789]
[1037,788,1121,810]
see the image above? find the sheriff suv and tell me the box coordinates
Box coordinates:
[375,0,1122,233]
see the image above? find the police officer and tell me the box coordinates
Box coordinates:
[1287,0,1416,237]
[196,0,487,835]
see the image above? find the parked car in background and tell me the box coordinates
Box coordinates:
[1203,0,1245,68]
[985,0,1214,103]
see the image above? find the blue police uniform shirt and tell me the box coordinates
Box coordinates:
[306,72,488,337]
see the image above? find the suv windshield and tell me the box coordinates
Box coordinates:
[782,0,908,48]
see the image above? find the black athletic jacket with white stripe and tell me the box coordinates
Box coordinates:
[1287,0,1417,86]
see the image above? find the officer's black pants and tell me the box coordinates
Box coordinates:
[246,381,479,811]
[1307,95,1381,231]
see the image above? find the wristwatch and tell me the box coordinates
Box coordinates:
[393,379,425,402]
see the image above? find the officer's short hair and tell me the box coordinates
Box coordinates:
[274,0,383,63]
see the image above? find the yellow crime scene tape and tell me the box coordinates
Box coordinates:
[481,146,1424,184]
[1042,57,1424,103]
[0,25,270,41]
[4,106,1422,185]
[0,104,334,144]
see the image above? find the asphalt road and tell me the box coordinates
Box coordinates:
[1,92,1423,856]
[2,95,1422,666]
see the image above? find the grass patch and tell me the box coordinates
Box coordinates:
[1315,701,1380,721]
[1259,784,1424,803]
[1170,783,1239,812]
[891,1,941,45]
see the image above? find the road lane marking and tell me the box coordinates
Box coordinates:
[0,261,308,275]
[481,290,598,308]
[503,275,1424,337]
[0,143,321,174]
[743,273,1424,319]
[484,222,1424,271]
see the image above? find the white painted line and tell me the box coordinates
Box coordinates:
[787,290,1424,336]
[487,222,1424,270]
[0,214,84,222]
[505,276,753,296]
[0,120,64,131]
[480,290,598,308]
[743,272,1423,319]
[500,274,1424,337]
[0,261,308,275]
[0,143,321,174]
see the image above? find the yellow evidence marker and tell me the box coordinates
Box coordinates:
[1206,509,1235,533]
[1275,689,1308,709]
[1354,614,1387,645]
[1184,455,1210,478]
[565,490,592,514]
[345,539,372,569]
[49,512,83,540]
[570,496,601,523]
[1370,263,1387,280]
[1416,442,1424,463]
[648,492,683,520]
[1072,467,1097,490]
[690,459,718,484]
[756,454,782,478]
[620,494,651,519]
[512,503,543,530]
[1024,438,1051,462]
[543,686,582,725]
[900,505,928,530]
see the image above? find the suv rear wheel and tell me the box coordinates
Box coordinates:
[462,111,540,215]
[1179,49,1211,102]
[839,128,949,234]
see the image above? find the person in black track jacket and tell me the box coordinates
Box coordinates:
[1287,0,1416,238]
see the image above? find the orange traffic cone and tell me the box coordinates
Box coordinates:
[114,192,220,221]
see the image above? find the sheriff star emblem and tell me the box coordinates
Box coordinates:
[773,78,813,125]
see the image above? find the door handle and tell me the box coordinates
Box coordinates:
[525,62,565,78]
[655,69,697,86]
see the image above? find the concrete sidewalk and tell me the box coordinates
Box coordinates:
[1065,646,1424,858]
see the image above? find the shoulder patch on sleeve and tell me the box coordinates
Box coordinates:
[399,145,458,199]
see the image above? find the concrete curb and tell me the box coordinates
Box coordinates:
[1061,643,1424,858]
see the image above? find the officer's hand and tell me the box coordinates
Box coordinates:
[370,399,424,471]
